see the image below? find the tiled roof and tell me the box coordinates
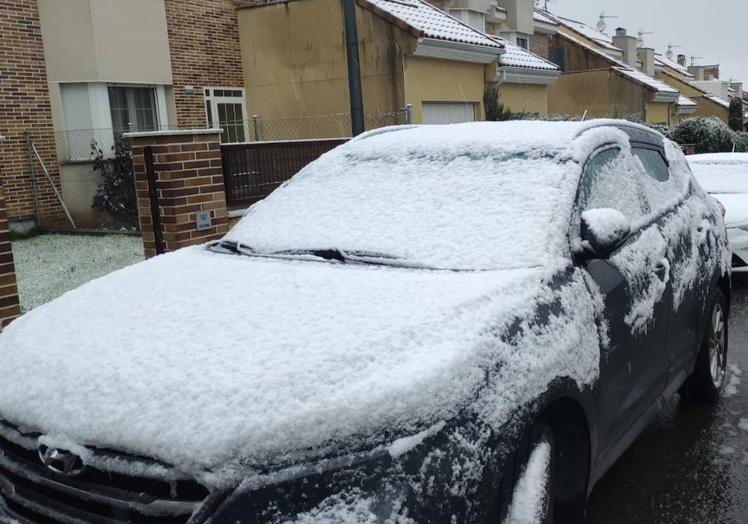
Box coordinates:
[654,55,694,78]
[490,36,559,71]
[359,0,502,49]
[553,15,622,53]
[533,10,558,26]
[612,67,679,95]
[558,31,679,96]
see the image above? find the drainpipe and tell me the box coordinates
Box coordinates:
[342,0,365,136]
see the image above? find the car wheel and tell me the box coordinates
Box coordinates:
[680,288,728,402]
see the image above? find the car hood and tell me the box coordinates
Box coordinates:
[0,247,553,482]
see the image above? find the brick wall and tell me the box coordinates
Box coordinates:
[164,0,245,129]
[128,130,229,258]
[0,0,63,226]
[530,33,551,61]
[0,187,22,328]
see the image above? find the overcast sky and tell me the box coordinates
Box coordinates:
[543,0,747,85]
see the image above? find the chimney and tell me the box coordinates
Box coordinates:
[612,27,638,67]
[730,82,743,100]
[688,65,705,81]
[637,47,655,77]
[496,0,534,34]
[677,54,687,67]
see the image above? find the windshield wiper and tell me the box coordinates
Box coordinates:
[270,248,436,269]
[208,240,256,256]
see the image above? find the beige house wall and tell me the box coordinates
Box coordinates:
[403,57,488,124]
[237,0,413,137]
[656,72,729,123]
[549,70,646,118]
[499,83,549,115]
[644,101,671,125]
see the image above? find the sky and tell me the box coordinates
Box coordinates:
[542,0,748,85]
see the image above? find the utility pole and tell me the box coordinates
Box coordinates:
[342,0,365,136]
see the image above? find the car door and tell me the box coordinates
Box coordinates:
[631,144,702,382]
[576,146,671,458]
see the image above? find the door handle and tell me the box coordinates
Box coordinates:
[654,259,669,281]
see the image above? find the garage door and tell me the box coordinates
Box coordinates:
[422,102,477,125]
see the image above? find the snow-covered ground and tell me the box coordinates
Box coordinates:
[12,233,144,312]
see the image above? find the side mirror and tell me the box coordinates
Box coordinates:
[580,208,631,258]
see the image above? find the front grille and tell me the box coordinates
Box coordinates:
[0,425,209,523]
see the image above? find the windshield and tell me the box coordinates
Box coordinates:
[223,147,572,271]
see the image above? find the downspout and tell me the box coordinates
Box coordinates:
[342,0,365,136]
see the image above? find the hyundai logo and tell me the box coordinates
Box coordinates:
[38,445,85,476]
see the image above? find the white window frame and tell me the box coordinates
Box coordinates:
[204,87,249,143]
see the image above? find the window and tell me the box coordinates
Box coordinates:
[204,88,247,143]
[578,148,649,222]
[633,147,669,182]
[108,86,159,141]
[516,35,529,50]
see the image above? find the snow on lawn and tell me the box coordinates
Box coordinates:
[12,234,144,312]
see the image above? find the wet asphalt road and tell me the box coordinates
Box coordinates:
[587,276,748,523]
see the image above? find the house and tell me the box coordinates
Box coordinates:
[654,54,731,123]
[238,0,560,134]
[539,14,680,124]
[238,0,504,133]
[430,0,561,114]
[0,0,246,230]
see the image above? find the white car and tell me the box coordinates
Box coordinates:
[689,153,748,272]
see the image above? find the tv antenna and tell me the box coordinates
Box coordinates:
[637,30,653,47]
[691,55,703,65]
[666,44,681,60]
[596,12,618,33]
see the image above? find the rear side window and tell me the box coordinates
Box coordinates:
[578,147,649,222]
[633,148,669,182]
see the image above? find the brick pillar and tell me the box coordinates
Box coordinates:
[0,187,22,328]
[126,130,229,259]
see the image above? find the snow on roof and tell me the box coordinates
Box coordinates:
[553,14,621,53]
[654,54,694,78]
[533,10,558,26]
[359,0,501,49]
[558,31,679,96]
[677,95,698,107]
[491,35,559,71]
[611,66,679,95]
[704,93,730,108]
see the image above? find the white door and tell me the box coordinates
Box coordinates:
[422,102,477,125]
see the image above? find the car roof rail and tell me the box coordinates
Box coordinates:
[348,125,418,144]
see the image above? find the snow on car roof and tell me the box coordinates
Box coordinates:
[360,0,501,49]
[689,153,748,195]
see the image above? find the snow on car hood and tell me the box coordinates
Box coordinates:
[0,247,558,482]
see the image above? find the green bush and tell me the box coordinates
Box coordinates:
[670,117,743,154]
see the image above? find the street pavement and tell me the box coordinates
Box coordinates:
[587,276,748,523]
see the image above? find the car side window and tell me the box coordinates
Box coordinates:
[578,147,649,222]
[633,147,669,182]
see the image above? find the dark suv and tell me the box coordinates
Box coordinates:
[0,121,730,523]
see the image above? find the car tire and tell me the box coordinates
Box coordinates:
[680,288,728,402]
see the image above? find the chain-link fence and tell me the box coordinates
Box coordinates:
[245,108,412,142]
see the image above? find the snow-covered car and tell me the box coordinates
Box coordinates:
[688,153,748,272]
[0,121,731,523]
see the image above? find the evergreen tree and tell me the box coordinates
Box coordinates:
[728,96,744,132]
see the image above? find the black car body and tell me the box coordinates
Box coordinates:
[0,121,731,523]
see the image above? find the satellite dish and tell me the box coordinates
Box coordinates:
[596,16,606,32]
